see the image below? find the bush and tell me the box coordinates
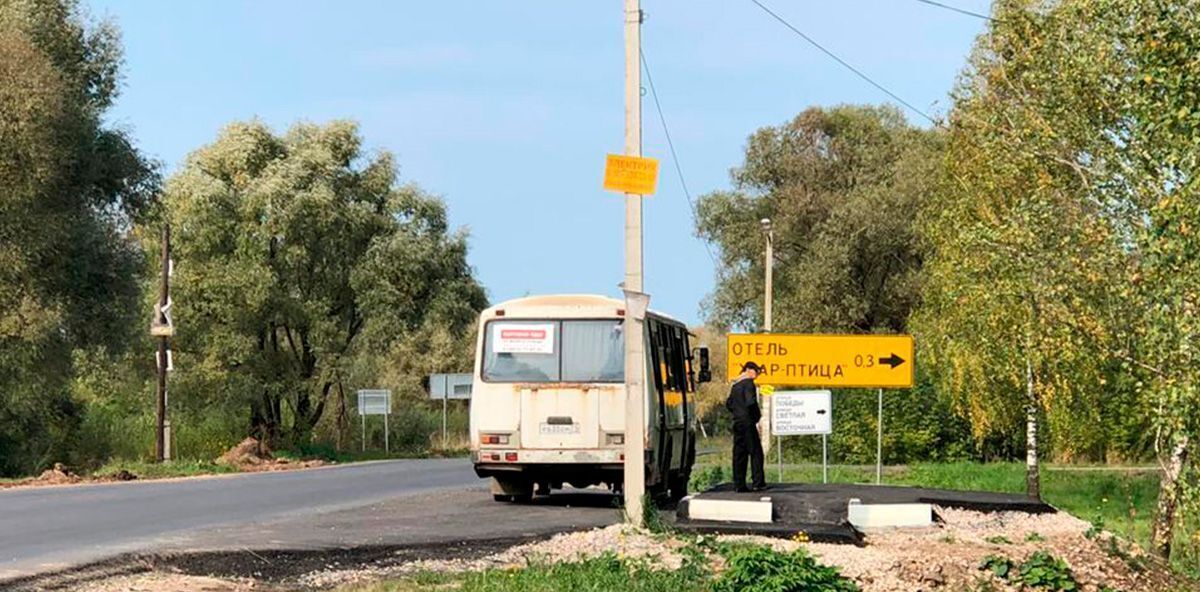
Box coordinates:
[981,551,1079,591]
[690,465,727,492]
[714,545,859,592]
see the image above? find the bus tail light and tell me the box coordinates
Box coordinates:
[505,452,519,462]
[487,453,502,461]
[482,433,510,445]
[606,433,624,446]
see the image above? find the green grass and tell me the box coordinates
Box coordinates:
[341,543,861,592]
[343,555,710,592]
[93,459,241,479]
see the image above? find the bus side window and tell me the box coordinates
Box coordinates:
[648,320,665,395]
[662,325,686,428]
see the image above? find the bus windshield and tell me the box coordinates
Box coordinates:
[482,320,624,383]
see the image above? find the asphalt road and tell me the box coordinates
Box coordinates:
[0,458,620,584]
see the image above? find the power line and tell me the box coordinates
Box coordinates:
[747,0,936,125]
[639,48,721,269]
[912,0,996,22]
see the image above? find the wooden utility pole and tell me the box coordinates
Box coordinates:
[154,225,171,462]
[621,0,648,527]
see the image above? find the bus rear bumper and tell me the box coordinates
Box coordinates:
[472,449,630,488]
[471,448,625,464]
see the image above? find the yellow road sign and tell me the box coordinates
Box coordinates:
[727,334,914,389]
[603,154,659,195]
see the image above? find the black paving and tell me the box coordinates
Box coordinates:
[675,482,1053,543]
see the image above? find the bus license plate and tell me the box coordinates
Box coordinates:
[540,423,580,435]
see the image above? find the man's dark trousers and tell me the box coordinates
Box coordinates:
[732,420,766,490]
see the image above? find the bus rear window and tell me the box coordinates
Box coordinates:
[481,320,624,383]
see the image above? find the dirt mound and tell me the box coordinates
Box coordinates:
[35,463,82,485]
[216,437,273,467]
[107,469,138,481]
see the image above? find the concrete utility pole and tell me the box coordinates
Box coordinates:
[761,218,774,465]
[622,0,648,527]
[154,225,171,462]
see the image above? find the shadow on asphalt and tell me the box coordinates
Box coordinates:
[527,490,621,508]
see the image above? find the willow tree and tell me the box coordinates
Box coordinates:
[159,120,485,448]
[696,105,942,333]
[915,0,1127,499]
[0,0,158,475]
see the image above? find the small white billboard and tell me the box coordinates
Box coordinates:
[772,390,832,436]
[429,373,473,400]
[356,389,392,416]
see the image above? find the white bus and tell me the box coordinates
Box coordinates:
[469,294,710,503]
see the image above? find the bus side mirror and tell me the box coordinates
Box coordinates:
[696,347,712,383]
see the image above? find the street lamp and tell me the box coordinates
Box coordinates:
[761,218,773,332]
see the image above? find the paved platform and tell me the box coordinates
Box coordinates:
[674,482,1053,544]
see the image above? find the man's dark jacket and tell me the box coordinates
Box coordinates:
[725,377,761,424]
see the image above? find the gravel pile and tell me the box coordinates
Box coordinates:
[724,506,1169,592]
[74,572,272,592]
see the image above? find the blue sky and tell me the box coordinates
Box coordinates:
[91,0,990,324]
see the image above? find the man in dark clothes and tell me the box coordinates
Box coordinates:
[726,361,767,492]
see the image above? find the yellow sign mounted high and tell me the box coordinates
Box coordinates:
[727,334,914,389]
[603,154,659,195]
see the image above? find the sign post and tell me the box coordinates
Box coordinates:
[356,389,392,452]
[429,373,473,448]
[772,389,833,483]
[877,388,883,484]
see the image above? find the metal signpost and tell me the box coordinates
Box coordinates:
[771,390,833,483]
[356,389,392,453]
[732,334,913,485]
[429,373,473,448]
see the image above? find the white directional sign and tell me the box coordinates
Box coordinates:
[772,390,832,436]
[356,389,391,416]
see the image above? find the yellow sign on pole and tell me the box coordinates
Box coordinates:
[603,154,659,195]
[727,334,914,389]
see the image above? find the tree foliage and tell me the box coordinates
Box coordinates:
[695,105,972,463]
[913,0,1135,498]
[159,120,485,449]
[0,0,157,476]
[917,0,1200,554]
[696,105,941,334]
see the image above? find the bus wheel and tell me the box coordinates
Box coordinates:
[493,494,513,502]
[535,482,552,496]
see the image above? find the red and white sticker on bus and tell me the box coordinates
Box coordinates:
[493,323,556,354]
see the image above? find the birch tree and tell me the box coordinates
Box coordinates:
[915,0,1126,499]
